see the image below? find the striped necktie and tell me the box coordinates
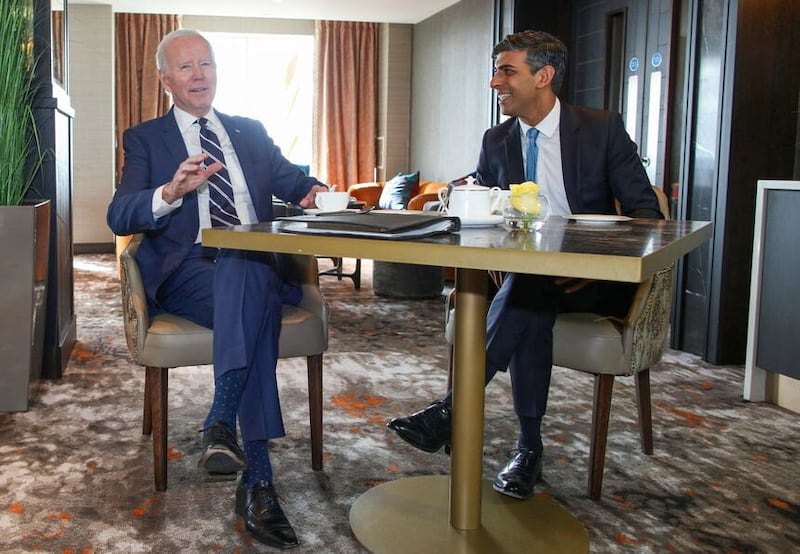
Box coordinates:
[198,118,240,227]
[526,127,540,182]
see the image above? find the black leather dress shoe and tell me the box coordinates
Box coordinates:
[492,448,543,500]
[236,480,299,549]
[197,421,246,478]
[387,400,451,453]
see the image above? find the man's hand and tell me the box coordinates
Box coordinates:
[161,152,222,204]
[554,277,596,294]
[298,184,333,209]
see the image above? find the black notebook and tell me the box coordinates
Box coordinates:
[277,211,460,239]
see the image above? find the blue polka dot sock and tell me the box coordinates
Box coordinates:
[242,439,274,488]
[203,368,247,430]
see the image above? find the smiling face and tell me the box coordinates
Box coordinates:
[490,49,555,127]
[158,34,217,118]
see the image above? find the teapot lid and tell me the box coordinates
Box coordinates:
[455,175,489,190]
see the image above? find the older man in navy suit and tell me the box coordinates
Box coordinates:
[108,29,327,549]
[389,30,663,500]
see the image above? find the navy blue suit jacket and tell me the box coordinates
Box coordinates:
[107,108,323,308]
[476,103,661,217]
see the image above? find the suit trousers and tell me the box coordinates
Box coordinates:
[156,244,302,442]
[485,273,636,420]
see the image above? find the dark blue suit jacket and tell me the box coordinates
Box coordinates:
[107,108,323,308]
[476,103,661,217]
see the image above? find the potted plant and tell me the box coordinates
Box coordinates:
[0,0,51,412]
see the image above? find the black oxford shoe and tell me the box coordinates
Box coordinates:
[197,421,246,478]
[236,480,299,549]
[387,400,451,453]
[492,448,543,500]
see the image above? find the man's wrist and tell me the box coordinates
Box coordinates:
[153,183,182,218]
[161,182,177,204]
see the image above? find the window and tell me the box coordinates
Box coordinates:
[204,32,314,168]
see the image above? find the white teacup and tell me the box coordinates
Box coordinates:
[438,185,502,219]
[315,191,350,212]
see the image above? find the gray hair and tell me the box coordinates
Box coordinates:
[492,30,567,94]
[155,29,214,71]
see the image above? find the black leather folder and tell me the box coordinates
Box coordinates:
[278,211,460,239]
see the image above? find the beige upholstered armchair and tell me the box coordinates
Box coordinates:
[119,234,329,491]
[549,264,673,499]
[445,187,672,499]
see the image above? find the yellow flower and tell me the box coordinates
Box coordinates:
[509,182,541,215]
[509,181,540,196]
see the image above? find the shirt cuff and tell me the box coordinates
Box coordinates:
[153,184,183,218]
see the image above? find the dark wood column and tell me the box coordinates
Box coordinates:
[29,0,75,379]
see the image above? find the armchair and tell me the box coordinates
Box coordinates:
[119,234,329,491]
[348,180,447,210]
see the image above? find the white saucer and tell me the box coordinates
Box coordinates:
[458,215,504,227]
[568,214,632,224]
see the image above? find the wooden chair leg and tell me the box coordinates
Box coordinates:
[353,258,362,290]
[446,344,454,391]
[307,354,323,471]
[142,368,153,436]
[589,374,614,500]
[635,368,654,455]
[147,366,169,492]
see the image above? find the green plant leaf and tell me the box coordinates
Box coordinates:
[0,0,42,206]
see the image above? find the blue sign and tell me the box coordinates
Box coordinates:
[651,52,663,68]
[629,57,639,72]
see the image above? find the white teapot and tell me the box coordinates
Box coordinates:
[438,177,502,220]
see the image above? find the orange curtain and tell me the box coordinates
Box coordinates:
[115,13,179,185]
[313,21,378,189]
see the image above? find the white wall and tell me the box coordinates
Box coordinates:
[378,23,413,181]
[411,0,494,182]
[69,4,115,246]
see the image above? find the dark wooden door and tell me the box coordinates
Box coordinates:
[569,0,674,190]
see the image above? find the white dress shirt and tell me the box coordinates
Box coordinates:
[518,99,571,216]
[152,106,258,242]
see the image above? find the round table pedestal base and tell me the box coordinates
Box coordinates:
[350,476,588,553]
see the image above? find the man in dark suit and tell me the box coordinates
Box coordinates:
[107,29,328,548]
[388,30,662,500]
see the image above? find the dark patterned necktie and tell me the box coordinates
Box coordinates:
[526,127,540,182]
[198,117,240,227]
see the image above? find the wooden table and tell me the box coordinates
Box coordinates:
[204,215,712,553]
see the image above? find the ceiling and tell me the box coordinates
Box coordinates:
[68,0,462,24]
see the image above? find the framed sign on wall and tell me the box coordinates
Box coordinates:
[745,180,800,410]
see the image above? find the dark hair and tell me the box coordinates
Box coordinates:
[492,30,567,94]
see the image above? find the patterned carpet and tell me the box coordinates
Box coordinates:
[1,254,798,553]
